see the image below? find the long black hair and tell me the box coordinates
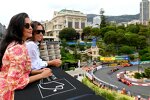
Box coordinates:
[0,12,29,68]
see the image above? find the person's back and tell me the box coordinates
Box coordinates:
[0,42,31,99]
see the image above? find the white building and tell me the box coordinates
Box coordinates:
[43,9,87,41]
[140,0,150,25]
[127,20,140,25]
[93,16,101,28]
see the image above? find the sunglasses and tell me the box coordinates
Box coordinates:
[36,30,45,35]
[24,23,31,29]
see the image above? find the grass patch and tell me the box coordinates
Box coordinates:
[82,77,134,100]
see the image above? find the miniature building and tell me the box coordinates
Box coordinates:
[40,41,61,61]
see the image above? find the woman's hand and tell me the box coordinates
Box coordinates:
[40,68,53,78]
[47,59,62,67]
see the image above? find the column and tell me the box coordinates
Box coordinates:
[79,18,81,29]
[72,18,75,28]
[65,16,68,27]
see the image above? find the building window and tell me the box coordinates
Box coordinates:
[81,22,85,29]
[58,25,62,29]
[68,22,72,28]
[75,22,79,29]
[54,25,57,29]
[56,35,59,38]
[94,51,96,55]
[50,33,53,36]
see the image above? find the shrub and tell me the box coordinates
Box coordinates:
[101,91,115,100]
[117,96,130,100]
[140,72,146,78]
[134,72,141,79]
[144,67,150,78]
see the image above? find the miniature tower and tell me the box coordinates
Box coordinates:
[91,37,100,60]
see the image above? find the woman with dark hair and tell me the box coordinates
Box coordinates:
[0,13,52,100]
[26,21,61,70]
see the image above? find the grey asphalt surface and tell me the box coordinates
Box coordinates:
[94,64,150,98]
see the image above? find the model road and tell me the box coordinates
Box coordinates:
[94,65,150,98]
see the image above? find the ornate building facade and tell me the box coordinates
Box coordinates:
[43,9,87,41]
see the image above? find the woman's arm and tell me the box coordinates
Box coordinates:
[47,59,62,67]
[29,68,52,83]
[30,69,43,75]
[29,74,42,83]
[30,68,52,75]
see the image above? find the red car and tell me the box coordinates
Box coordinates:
[121,63,131,67]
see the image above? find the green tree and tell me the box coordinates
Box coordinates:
[99,27,108,38]
[100,8,107,29]
[146,29,150,45]
[107,25,116,32]
[100,15,107,28]
[97,39,105,56]
[119,45,134,55]
[105,43,116,55]
[126,24,140,34]
[83,26,92,36]
[61,39,68,47]
[116,29,125,34]
[103,31,116,44]
[82,26,92,40]
[124,33,139,47]
[114,32,125,45]
[139,47,150,61]
[117,24,125,30]
[138,25,148,36]
[103,30,125,45]
[100,25,117,38]
[139,47,150,55]
[140,53,150,61]
[59,28,77,41]
[91,27,100,36]
[137,35,147,49]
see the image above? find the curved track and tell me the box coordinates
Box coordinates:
[94,65,150,98]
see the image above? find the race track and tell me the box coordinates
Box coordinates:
[93,65,150,98]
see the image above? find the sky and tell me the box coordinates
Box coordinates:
[0,0,141,27]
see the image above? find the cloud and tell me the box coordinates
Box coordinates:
[0,0,141,26]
